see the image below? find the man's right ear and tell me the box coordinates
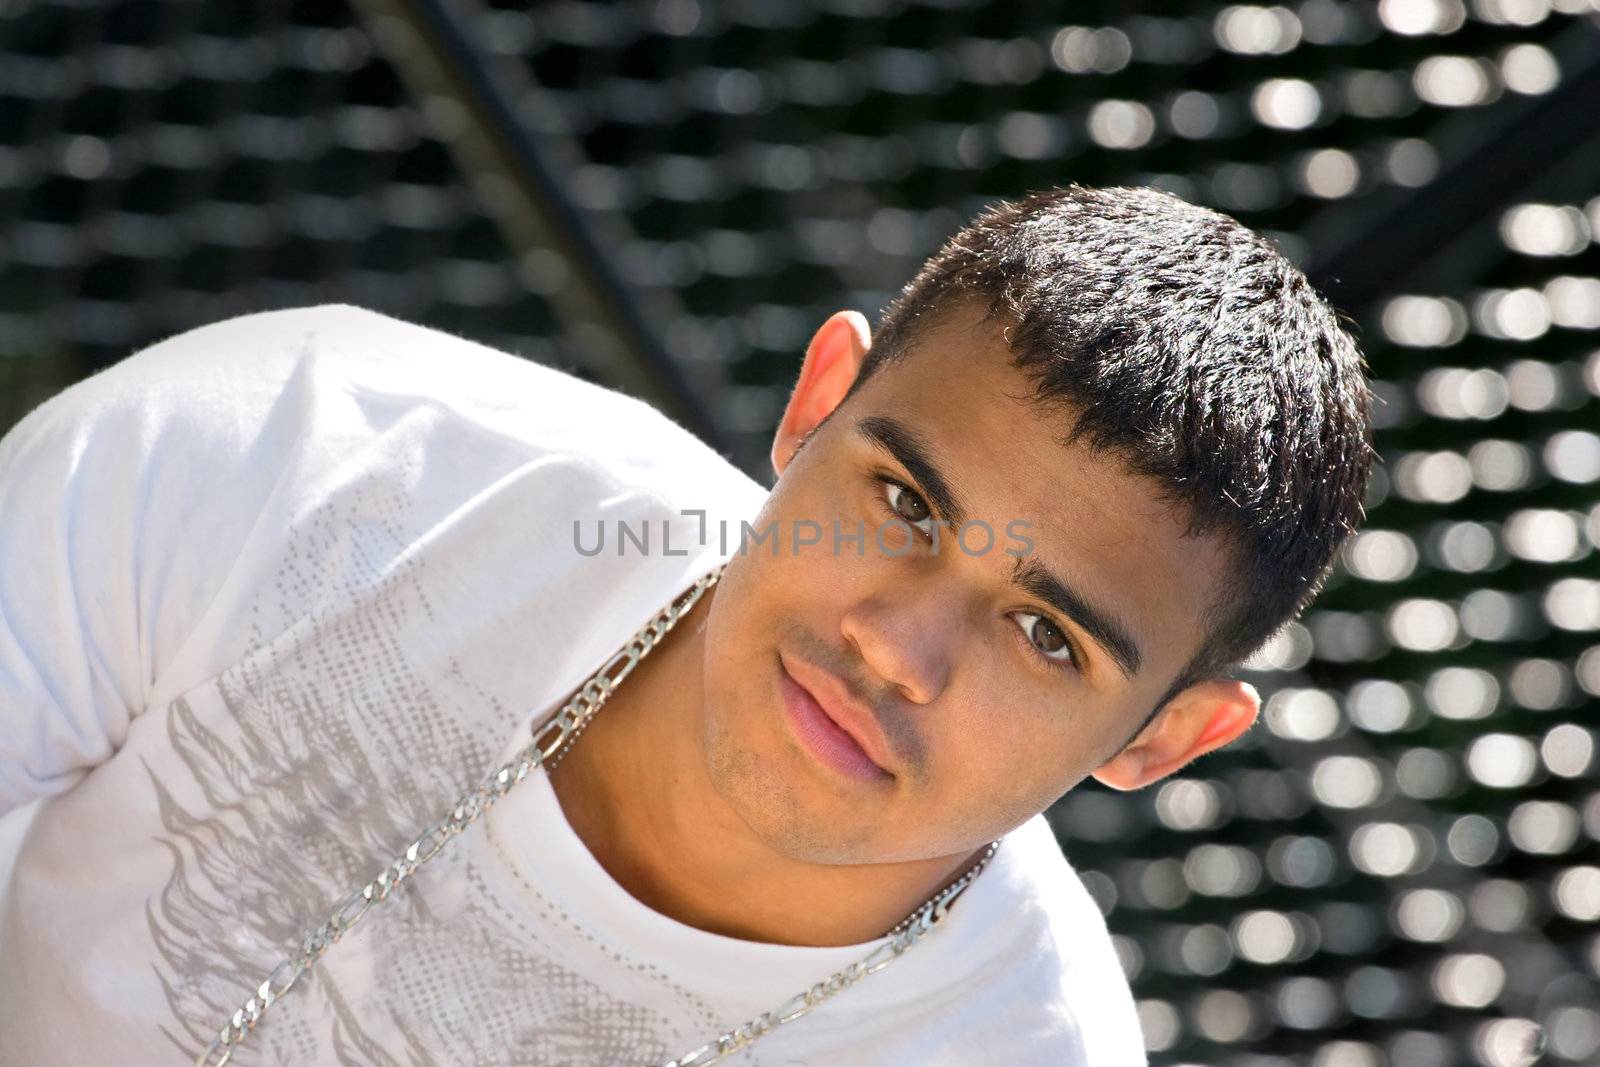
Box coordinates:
[1091,679,1260,792]
[770,310,872,479]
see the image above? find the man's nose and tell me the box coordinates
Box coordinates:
[839,586,956,707]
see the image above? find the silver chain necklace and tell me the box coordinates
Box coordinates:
[197,562,1001,1067]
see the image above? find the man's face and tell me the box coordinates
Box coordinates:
[698,304,1237,866]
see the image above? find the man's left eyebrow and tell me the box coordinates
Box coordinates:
[1012,556,1144,680]
[854,414,971,529]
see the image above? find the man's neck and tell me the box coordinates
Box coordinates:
[543,576,989,948]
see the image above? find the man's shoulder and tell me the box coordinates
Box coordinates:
[977,813,1149,1066]
[32,303,627,439]
[101,303,761,499]
[151,302,660,427]
[854,818,1146,1067]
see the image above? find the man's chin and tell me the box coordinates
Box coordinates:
[703,735,885,865]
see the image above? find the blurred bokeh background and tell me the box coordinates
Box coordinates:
[3,1,1600,1064]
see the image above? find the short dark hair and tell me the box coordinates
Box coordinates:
[843,185,1374,751]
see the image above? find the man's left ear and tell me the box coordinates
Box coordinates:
[1090,679,1260,792]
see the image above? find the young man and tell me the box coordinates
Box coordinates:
[0,185,1371,1065]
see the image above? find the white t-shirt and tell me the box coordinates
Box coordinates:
[0,304,1147,1066]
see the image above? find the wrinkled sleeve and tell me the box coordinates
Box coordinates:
[0,305,365,816]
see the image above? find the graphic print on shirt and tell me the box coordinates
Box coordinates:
[142,481,728,1066]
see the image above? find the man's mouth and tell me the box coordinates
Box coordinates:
[777,651,895,783]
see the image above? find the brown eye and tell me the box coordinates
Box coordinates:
[1012,611,1080,672]
[1028,615,1066,652]
[882,480,935,538]
[887,481,930,523]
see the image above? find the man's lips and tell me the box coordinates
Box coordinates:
[778,650,896,776]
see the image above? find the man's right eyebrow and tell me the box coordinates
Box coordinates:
[852,414,971,530]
